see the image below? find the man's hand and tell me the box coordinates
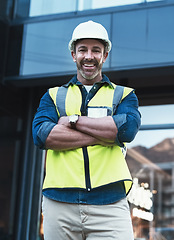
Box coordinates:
[58,116,70,127]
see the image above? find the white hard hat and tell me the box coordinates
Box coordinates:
[68,20,112,52]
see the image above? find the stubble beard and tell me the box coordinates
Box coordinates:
[76,60,103,81]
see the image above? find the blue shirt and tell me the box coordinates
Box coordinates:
[32,75,141,205]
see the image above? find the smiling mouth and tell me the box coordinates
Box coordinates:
[83,64,95,70]
[84,64,95,67]
[82,61,97,69]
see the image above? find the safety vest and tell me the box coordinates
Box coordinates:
[43,82,133,194]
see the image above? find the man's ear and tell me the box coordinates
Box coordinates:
[71,51,76,62]
[102,52,109,63]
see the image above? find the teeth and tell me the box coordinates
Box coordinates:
[84,64,94,67]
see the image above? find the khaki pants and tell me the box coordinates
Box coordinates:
[42,196,134,240]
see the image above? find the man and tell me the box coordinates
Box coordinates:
[33,20,141,240]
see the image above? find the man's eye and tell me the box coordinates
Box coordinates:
[79,49,85,52]
[93,49,101,53]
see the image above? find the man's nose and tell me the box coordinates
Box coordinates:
[85,50,93,60]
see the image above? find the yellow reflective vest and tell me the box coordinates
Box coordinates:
[43,82,133,194]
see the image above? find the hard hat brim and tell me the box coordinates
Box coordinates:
[68,37,112,52]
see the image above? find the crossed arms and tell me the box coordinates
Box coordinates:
[32,90,141,150]
[45,116,118,151]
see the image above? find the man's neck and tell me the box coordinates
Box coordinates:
[77,73,102,86]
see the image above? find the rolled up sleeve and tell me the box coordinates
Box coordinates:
[112,91,141,146]
[32,91,58,149]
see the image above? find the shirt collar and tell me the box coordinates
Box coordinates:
[63,74,114,88]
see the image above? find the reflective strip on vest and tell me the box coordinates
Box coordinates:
[56,87,68,117]
[49,87,59,116]
[45,83,133,194]
[113,85,124,106]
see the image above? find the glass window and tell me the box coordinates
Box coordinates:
[111,5,174,69]
[21,19,75,75]
[29,0,163,17]
[20,16,111,76]
[140,104,174,125]
[91,0,144,9]
[111,10,147,68]
[128,129,174,149]
[23,2,173,77]
[128,104,174,149]
[126,104,174,240]
[90,0,162,10]
[29,0,77,17]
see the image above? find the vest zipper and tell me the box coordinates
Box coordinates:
[82,147,91,191]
